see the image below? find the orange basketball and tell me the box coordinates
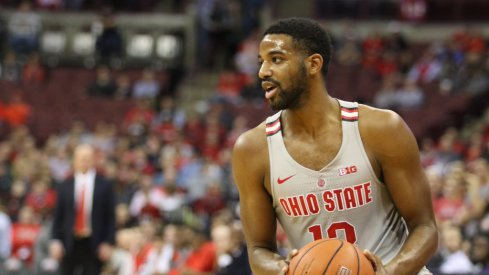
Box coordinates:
[287,239,375,275]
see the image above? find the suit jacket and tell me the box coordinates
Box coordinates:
[52,174,116,255]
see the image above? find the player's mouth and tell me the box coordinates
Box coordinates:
[262,81,279,99]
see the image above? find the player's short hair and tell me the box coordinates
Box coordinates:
[264,17,333,77]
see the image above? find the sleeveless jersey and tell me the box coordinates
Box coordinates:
[266,100,407,264]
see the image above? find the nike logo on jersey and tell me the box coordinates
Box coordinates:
[277,174,295,184]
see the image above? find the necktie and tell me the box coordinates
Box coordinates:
[74,183,86,235]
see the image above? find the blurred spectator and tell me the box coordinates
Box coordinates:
[25,179,56,218]
[139,224,178,275]
[47,147,71,185]
[1,51,22,82]
[197,0,241,69]
[407,49,442,83]
[211,223,251,275]
[152,96,186,131]
[103,229,135,275]
[115,203,136,230]
[6,180,28,222]
[373,75,398,109]
[3,94,32,128]
[87,66,117,97]
[34,218,59,275]
[438,224,475,274]
[234,29,260,77]
[239,76,263,105]
[95,14,123,65]
[22,52,46,84]
[336,40,361,67]
[225,115,248,148]
[132,69,161,100]
[7,0,41,56]
[0,203,12,261]
[396,78,424,109]
[114,73,132,99]
[469,232,489,274]
[133,219,158,274]
[123,99,155,140]
[129,174,165,220]
[169,225,216,275]
[10,206,41,267]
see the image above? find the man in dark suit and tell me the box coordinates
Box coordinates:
[50,144,116,275]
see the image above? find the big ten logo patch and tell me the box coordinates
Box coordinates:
[338,166,357,176]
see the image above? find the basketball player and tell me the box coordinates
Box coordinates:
[232,18,438,274]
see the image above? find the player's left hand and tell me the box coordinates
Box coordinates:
[364,250,388,275]
[280,249,298,275]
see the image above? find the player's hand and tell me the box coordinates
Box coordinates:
[363,250,388,275]
[280,249,298,275]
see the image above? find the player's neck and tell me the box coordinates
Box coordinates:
[284,90,339,134]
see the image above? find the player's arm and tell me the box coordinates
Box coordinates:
[362,108,438,274]
[232,127,287,275]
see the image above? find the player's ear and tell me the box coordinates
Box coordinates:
[307,53,323,76]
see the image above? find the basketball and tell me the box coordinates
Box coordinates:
[287,239,375,275]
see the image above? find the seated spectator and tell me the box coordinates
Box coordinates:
[335,40,361,67]
[234,29,260,78]
[129,174,165,220]
[3,94,32,128]
[7,1,41,56]
[469,232,489,274]
[373,75,398,109]
[438,224,475,274]
[22,52,45,84]
[10,206,41,267]
[95,14,123,64]
[211,223,251,275]
[87,66,117,97]
[1,51,21,82]
[407,49,442,83]
[169,226,216,275]
[24,179,56,218]
[114,73,132,99]
[132,69,160,100]
[152,96,186,130]
[139,224,178,275]
[103,229,135,275]
[395,78,424,109]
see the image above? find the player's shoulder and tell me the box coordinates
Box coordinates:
[233,121,268,157]
[358,104,407,133]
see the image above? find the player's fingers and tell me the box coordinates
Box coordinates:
[286,249,298,261]
[363,250,380,271]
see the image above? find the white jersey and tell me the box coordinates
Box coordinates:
[266,100,408,264]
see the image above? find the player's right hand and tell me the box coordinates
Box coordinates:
[280,249,298,275]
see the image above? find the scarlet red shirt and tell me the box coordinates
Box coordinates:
[11,223,41,264]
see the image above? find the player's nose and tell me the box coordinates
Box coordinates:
[258,62,272,79]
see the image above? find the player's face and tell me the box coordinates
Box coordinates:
[258,34,309,111]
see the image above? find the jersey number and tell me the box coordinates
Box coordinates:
[308,222,357,243]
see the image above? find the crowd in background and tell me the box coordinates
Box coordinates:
[0,0,489,275]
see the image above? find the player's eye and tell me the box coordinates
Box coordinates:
[271,57,282,63]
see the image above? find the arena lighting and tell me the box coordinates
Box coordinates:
[126,33,154,58]
[156,34,181,60]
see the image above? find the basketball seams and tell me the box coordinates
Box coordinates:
[321,240,344,275]
[291,239,331,275]
[353,245,360,275]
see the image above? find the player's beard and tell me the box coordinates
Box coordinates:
[269,62,309,111]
